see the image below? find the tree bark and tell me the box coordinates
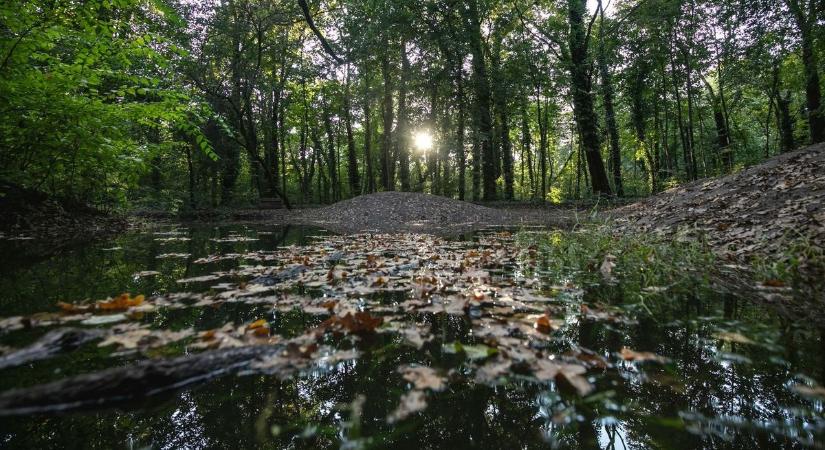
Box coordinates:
[397,43,411,191]
[467,0,496,200]
[456,65,467,200]
[597,2,623,196]
[787,0,824,143]
[344,66,360,196]
[380,52,394,191]
[567,0,612,195]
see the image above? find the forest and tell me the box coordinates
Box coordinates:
[1,0,823,209]
[1,0,825,448]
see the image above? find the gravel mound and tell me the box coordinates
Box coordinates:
[296,192,516,234]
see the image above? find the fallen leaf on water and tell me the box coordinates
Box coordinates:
[443,342,497,360]
[134,271,161,277]
[399,366,446,391]
[97,293,145,311]
[715,332,755,345]
[57,302,92,314]
[556,364,594,396]
[58,293,145,314]
[791,384,825,399]
[619,347,670,363]
[247,319,270,336]
[81,314,127,326]
[533,314,562,334]
[318,312,384,336]
[533,359,593,396]
[387,390,427,424]
[475,357,512,384]
[761,279,785,288]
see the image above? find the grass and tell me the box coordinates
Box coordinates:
[516,225,718,292]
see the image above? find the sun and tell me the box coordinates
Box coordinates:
[413,130,434,152]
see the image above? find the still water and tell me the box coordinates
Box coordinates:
[0,224,822,449]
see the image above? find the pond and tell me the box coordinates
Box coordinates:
[0,224,823,449]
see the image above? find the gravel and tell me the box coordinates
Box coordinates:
[294,192,566,235]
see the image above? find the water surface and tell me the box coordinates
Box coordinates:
[0,225,822,449]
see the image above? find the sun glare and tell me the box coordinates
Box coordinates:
[413,130,434,152]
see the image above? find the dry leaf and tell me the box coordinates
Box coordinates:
[620,347,669,363]
[399,366,446,391]
[387,390,427,423]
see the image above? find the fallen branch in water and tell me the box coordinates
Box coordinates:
[0,344,279,416]
[0,328,103,371]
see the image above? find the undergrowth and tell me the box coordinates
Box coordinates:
[517,226,718,292]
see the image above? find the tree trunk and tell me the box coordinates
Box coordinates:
[521,105,534,198]
[322,96,338,201]
[567,0,612,195]
[467,0,496,200]
[380,52,394,191]
[344,66,360,196]
[362,67,375,193]
[537,91,548,201]
[778,90,796,152]
[397,42,411,191]
[456,65,467,200]
[597,3,623,196]
[788,0,825,143]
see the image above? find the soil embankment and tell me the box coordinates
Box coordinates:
[611,143,825,261]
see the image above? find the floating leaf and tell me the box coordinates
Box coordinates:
[619,347,670,364]
[715,332,755,345]
[399,366,446,391]
[387,390,427,424]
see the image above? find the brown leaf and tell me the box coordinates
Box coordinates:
[387,390,427,424]
[399,366,446,391]
[318,312,384,336]
[97,293,144,311]
[619,347,669,363]
[556,364,594,396]
[534,314,562,334]
[715,332,754,345]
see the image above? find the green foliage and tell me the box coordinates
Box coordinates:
[0,0,216,207]
[517,227,718,292]
[2,0,821,209]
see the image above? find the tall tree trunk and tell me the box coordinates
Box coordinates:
[322,95,338,201]
[344,66,360,196]
[597,1,623,196]
[472,124,481,200]
[521,105,534,198]
[380,52,394,191]
[778,90,796,152]
[499,109,513,200]
[456,65,467,200]
[397,42,411,191]
[362,67,375,194]
[701,77,732,172]
[467,0,496,200]
[567,0,612,195]
[787,0,825,143]
[537,90,548,201]
[630,62,655,192]
[669,37,691,180]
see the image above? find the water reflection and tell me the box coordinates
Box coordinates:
[0,225,823,449]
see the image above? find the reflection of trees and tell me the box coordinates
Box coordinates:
[3,226,825,447]
[573,283,818,449]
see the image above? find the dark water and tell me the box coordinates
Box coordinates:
[0,225,823,449]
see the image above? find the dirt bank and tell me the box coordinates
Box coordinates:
[611,143,825,263]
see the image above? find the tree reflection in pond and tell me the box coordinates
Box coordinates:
[0,226,822,449]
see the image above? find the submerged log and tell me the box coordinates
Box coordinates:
[0,328,103,371]
[0,344,279,416]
